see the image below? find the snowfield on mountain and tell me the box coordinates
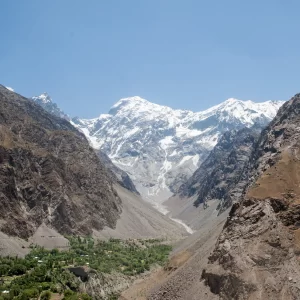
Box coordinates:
[71,96,284,210]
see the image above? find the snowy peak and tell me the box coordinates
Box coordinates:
[31,93,69,120]
[108,96,147,115]
[111,96,147,108]
[73,96,284,208]
[32,92,52,104]
[108,96,180,120]
[108,96,284,129]
[183,98,284,131]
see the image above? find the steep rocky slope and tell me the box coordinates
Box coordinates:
[201,198,300,300]
[32,93,139,195]
[72,97,283,207]
[164,127,260,230]
[96,151,139,194]
[0,85,122,239]
[178,127,260,209]
[241,93,300,200]
[147,94,300,300]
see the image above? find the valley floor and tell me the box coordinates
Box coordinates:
[0,184,227,300]
[120,206,228,300]
[94,185,188,240]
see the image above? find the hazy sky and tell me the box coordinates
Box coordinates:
[1,0,299,117]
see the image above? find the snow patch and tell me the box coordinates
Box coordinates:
[178,155,193,166]
[192,154,199,167]
[159,136,175,150]
[32,93,52,104]
[170,218,194,234]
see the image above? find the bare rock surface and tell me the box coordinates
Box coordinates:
[32,91,139,195]
[178,127,260,210]
[97,151,139,195]
[202,198,300,300]
[0,85,122,239]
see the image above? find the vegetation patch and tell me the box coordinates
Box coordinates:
[0,237,171,299]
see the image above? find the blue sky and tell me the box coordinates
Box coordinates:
[1,0,300,118]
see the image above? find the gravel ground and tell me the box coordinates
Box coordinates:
[94,185,188,241]
[121,205,229,300]
[0,231,29,257]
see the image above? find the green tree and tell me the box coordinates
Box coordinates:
[8,264,27,276]
[20,288,39,300]
[0,264,10,276]
[40,290,51,300]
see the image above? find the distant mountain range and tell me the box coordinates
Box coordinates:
[31,93,284,210]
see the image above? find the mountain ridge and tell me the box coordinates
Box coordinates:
[178,127,261,209]
[31,92,139,195]
[30,91,284,209]
[72,96,284,208]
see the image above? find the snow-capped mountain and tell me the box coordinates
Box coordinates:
[71,96,284,209]
[31,93,69,120]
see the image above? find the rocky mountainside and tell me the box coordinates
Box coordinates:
[197,94,300,299]
[178,127,260,210]
[96,150,139,194]
[0,85,122,239]
[240,93,300,200]
[137,95,300,300]
[207,92,300,208]
[32,93,138,194]
[72,97,284,208]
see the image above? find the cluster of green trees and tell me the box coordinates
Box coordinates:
[0,237,172,299]
[68,237,172,276]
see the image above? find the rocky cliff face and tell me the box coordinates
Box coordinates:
[0,85,122,239]
[202,198,300,299]
[178,127,260,210]
[72,97,283,207]
[214,93,300,206]
[201,94,300,299]
[32,93,139,195]
[96,150,139,194]
[242,93,300,200]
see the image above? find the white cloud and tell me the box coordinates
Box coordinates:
[5,86,14,92]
